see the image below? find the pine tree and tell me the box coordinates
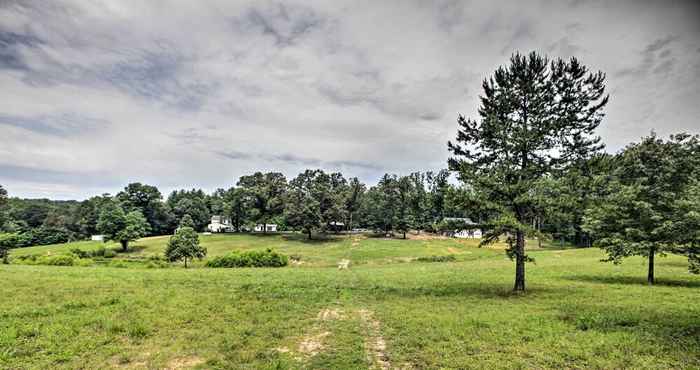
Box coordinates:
[449,52,608,291]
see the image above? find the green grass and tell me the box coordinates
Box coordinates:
[2,233,699,369]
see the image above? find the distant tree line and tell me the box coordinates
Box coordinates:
[0,169,468,245]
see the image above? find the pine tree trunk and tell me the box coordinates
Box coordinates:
[647,247,655,285]
[184,257,188,269]
[403,231,406,239]
[263,222,267,234]
[121,240,128,252]
[514,231,526,292]
[308,230,312,240]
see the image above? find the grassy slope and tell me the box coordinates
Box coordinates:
[1,234,699,369]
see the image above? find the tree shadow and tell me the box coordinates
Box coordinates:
[563,274,700,288]
[556,303,700,359]
[276,233,347,245]
[352,281,554,300]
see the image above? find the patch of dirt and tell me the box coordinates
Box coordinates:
[447,247,459,254]
[358,309,391,370]
[317,308,344,321]
[298,331,331,357]
[337,259,350,269]
[291,260,306,266]
[166,356,205,369]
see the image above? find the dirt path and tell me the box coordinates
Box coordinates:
[359,309,392,370]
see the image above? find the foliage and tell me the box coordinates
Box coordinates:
[178,214,195,229]
[167,189,210,231]
[448,51,609,291]
[237,172,287,232]
[117,183,174,235]
[165,226,206,267]
[97,203,149,251]
[206,248,288,268]
[584,133,700,284]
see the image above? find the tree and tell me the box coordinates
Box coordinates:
[584,133,700,284]
[0,185,7,230]
[238,172,287,233]
[117,183,172,235]
[165,226,206,268]
[97,202,149,251]
[286,170,323,239]
[226,187,250,232]
[426,170,450,223]
[448,52,609,292]
[344,177,366,231]
[395,175,416,238]
[96,201,126,242]
[167,189,211,231]
[361,174,400,235]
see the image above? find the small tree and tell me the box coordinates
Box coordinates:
[165,227,206,268]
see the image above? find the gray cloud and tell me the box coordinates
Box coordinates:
[0,0,698,199]
[0,113,108,137]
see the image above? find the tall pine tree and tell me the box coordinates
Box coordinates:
[449,52,608,291]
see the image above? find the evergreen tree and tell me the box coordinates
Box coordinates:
[449,52,609,291]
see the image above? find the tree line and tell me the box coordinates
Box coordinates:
[0,51,698,289]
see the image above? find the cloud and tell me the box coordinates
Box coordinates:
[0,0,698,199]
[0,112,108,137]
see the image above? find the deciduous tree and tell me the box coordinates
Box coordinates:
[165,226,206,268]
[584,133,700,284]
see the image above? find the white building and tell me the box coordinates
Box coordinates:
[91,235,104,241]
[254,224,277,232]
[208,215,234,233]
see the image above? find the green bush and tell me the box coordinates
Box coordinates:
[39,255,75,266]
[103,250,117,258]
[206,249,288,268]
[416,255,456,263]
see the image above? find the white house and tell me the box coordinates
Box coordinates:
[443,217,482,239]
[208,215,233,233]
[91,235,104,241]
[254,224,277,232]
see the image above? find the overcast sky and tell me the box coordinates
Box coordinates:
[1,0,699,200]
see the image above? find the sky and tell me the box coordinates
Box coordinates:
[1,0,699,200]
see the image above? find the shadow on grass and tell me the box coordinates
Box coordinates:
[563,274,700,288]
[351,281,554,300]
[557,303,700,360]
[117,245,148,254]
[280,233,345,245]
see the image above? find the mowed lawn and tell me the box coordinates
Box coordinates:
[2,234,699,369]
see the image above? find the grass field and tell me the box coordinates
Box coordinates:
[2,233,699,369]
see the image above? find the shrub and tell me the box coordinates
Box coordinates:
[39,255,75,266]
[103,249,117,258]
[206,249,288,268]
[70,248,91,258]
[416,255,456,263]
